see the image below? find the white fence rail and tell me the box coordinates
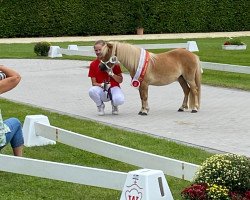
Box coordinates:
[34,121,199,181]
[0,154,127,190]
[201,61,250,74]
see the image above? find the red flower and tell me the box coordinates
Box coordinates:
[230,190,250,200]
[244,191,250,199]
[181,183,208,200]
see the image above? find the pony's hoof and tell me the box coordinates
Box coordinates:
[191,110,198,113]
[138,111,147,115]
[178,108,184,112]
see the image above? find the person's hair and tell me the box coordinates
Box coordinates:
[94,40,106,47]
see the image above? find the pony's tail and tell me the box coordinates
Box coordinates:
[189,56,202,110]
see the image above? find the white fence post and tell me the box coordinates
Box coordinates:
[23,115,56,147]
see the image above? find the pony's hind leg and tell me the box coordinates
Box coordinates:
[187,80,199,113]
[178,76,190,112]
[138,83,149,115]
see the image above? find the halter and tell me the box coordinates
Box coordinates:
[100,56,119,70]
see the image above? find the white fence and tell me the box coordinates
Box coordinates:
[48,43,250,74]
[0,115,199,191]
[48,41,199,58]
[0,114,200,199]
[29,116,199,181]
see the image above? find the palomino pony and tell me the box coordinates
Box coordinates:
[100,41,202,115]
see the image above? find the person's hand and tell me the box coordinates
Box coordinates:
[104,83,111,91]
[101,82,110,91]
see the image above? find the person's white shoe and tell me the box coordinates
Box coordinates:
[97,103,105,116]
[112,104,119,115]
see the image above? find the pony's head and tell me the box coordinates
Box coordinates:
[99,42,119,71]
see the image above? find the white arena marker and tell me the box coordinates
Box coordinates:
[23,115,56,147]
[48,46,62,58]
[120,169,174,200]
[187,41,199,52]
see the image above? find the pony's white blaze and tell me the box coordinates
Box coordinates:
[101,41,202,115]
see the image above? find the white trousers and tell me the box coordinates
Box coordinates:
[89,86,125,107]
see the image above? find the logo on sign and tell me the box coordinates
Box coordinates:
[124,174,143,200]
[125,189,142,200]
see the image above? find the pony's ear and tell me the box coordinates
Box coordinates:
[106,42,113,48]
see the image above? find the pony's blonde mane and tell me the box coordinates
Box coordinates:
[109,41,156,73]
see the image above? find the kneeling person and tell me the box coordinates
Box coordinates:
[88,40,125,115]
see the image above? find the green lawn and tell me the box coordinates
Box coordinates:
[1,36,250,90]
[0,99,213,200]
[1,37,250,65]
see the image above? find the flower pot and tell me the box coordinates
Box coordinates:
[136,28,144,35]
[222,44,247,50]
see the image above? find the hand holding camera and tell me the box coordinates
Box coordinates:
[101,82,111,91]
[0,71,7,80]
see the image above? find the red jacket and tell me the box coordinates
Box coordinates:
[88,59,122,88]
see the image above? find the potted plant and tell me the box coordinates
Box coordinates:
[222,37,247,50]
[133,0,144,35]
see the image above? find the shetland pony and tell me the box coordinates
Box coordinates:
[100,41,202,115]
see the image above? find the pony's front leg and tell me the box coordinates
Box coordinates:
[138,83,149,115]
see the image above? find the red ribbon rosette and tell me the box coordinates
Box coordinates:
[131,80,140,88]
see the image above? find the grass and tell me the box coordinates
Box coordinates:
[1,37,250,65]
[0,99,213,200]
[202,69,250,90]
[1,36,250,91]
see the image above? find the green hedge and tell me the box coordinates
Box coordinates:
[0,0,249,38]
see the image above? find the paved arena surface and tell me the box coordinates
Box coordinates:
[1,58,249,157]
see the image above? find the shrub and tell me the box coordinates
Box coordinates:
[181,153,250,200]
[34,41,51,56]
[194,153,250,192]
